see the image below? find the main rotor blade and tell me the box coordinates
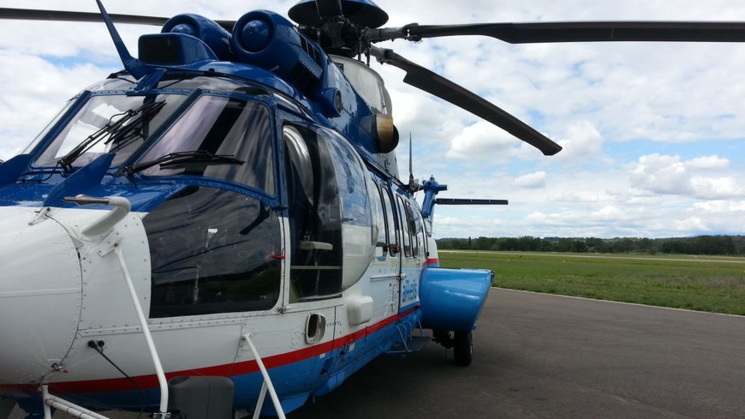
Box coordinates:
[0,7,236,31]
[0,7,167,26]
[370,47,562,156]
[400,21,745,44]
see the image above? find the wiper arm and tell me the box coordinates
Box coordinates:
[58,100,165,171]
[106,100,166,152]
[124,150,245,175]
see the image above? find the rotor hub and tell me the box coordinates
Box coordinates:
[289,0,388,29]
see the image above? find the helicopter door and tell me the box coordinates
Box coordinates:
[397,196,424,312]
[283,125,343,302]
[368,181,401,314]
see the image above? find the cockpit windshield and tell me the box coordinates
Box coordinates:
[28,75,276,195]
[33,93,187,169]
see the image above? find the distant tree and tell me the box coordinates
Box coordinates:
[435,235,745,256]
[573,240,588,253]
[637,238,658,254]
[517,236,543,251]
[585,237,604,253]
[553,238,575,252]
[694,235,736,255]
[660,239,694,254]
[473,236,492,250]
[499,237,518,251]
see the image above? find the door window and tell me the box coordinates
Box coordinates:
[144,187,281,317]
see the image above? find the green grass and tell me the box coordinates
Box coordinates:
[439,251,745,316]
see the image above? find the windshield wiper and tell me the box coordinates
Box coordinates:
[58,100,165,171]
[106,100,166,152]
[124,150,245,175]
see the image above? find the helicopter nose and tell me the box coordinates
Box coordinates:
[0,207,83,385]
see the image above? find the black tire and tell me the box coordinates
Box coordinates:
[453,330,473,366]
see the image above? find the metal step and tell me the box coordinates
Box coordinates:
[387,335,431,354]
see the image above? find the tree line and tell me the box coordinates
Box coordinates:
[436,235,745,256]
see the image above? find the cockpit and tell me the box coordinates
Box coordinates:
[25,75,276,195]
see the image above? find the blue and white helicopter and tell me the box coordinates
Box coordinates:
[0,1,743,417]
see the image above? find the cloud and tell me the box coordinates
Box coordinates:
[445,121,528,160]
[629,154,689,194]
[590,206,625,221]
[554,121,605,163]
[513,171,546,188]
[687,155,730,170]
[689,176,742,199]
[628,154,743,199]
[693,200,745,213]
[674,217,710,233]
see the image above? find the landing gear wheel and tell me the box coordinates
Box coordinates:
[453,330,473,366]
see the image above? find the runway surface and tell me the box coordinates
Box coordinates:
[10,289,745,418]
[290,289,744,418]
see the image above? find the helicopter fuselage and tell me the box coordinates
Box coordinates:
[0,72,423,413]
[0,8,492,416]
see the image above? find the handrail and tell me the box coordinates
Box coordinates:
[114,245,169,415]
[42,385,110,419]
[242,333,286,419]
[63,195,132,236]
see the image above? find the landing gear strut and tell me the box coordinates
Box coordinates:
[453,331,473,366]
[433,329,473,366]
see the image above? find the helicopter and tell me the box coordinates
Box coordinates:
[1,0,744,418]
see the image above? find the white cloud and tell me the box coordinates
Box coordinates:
[689,176,743,199]
[445,121,526,160]
[590,206,625,221]
[547,191,600,203]
[687,155,730,170]
[675,217,710,233]
[628,154,744,199]
[554,121,605,163]
[629,154,690,194]
[513,171,546,189]
[693,200,745,213]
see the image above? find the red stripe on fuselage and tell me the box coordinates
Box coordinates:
[24,306,420,395]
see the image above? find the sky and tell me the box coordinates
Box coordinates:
[0,0,744,239]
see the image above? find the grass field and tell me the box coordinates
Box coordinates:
[439,251,745,316]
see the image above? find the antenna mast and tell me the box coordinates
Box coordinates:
[407,133,421,193]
